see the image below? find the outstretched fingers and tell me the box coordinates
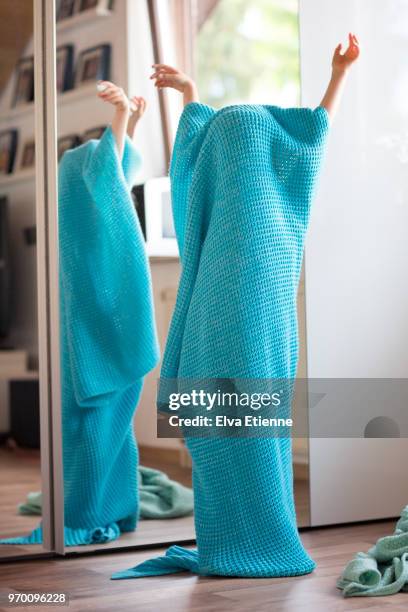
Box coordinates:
[333,33,360,64]
[154,74,179,88]
[346,32,360,56]
[129,96,147,114]
[151,63,178,74]
[97,82,124,101]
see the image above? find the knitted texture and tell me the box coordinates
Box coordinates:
[337,506,408,597]
[17,467,193,520]
[113,102,329,579]
[1,127,159,546]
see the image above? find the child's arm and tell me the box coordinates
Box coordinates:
[127,97,147,140]
[150,64,199,107]
[97,81,131,158]
[319,33,360,121]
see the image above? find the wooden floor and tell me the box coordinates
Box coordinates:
[0,447,196,559]
[0,520,405,611]
[0,446,42,558]
[0,445,310,559]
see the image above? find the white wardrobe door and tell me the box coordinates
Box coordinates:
[299,0,408,525]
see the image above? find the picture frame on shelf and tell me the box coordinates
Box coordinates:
[58,134,81,161]
[56,0,76,20]
[12,57,34,107]
[74,44,111,88]
[56,45,74,93]
[0,130,18,175]
[142,177,178,258]
[56,0,114,21]
[20,140,35,169]
[82,125,107,142]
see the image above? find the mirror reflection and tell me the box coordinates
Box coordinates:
[55,0,195,551]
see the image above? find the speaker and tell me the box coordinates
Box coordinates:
[9,379,40,448]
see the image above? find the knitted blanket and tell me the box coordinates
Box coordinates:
[1,127,159,546]
[337,506,408,597]
[112,102,329,579]
[17,467,193,520]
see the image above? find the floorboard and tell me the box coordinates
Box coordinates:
[0,446,309,559]
[0,520,405,611]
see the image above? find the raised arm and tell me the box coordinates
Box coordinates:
[127,97,147,140]
[319,33,360,121]
[97,81,131,158]
[150,64,199,107]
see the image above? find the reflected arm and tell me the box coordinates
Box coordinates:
[111,107,130,158]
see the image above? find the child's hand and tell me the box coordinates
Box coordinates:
[97,81,130,112]
[332,33,360,73]
[149,64,199,106]
[127,96,147,139]
[150,64,194,93]
[129,96,147,121]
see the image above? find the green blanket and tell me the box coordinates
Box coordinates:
[18,466,193,521]
[338,506,408,597]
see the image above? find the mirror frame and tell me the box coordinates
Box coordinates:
[34,0,64,556]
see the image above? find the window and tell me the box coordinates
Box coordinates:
[196,0,300,108]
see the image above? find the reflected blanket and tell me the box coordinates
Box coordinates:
[17,468,193,520]
[1,127,159,546]
[113,102,329,579]
[338,506,408,597]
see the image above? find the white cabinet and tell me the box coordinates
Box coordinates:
[300,0,408,525]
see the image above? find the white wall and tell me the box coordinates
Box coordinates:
[300,0,408,524]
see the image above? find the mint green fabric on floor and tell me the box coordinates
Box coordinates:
[1,126,160,547]
[112,102,329,580]
[338,506,408,597]
[138,466,193,519]
[18,492,42,516]
[17,468,193,520]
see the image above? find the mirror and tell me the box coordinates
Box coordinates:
[0,1,48,558]
[56,0,194,552]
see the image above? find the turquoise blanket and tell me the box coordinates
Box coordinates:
[1,127,160,546]
[17,467,193,520]
[112,102,329,579]
[338,507,408,597]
